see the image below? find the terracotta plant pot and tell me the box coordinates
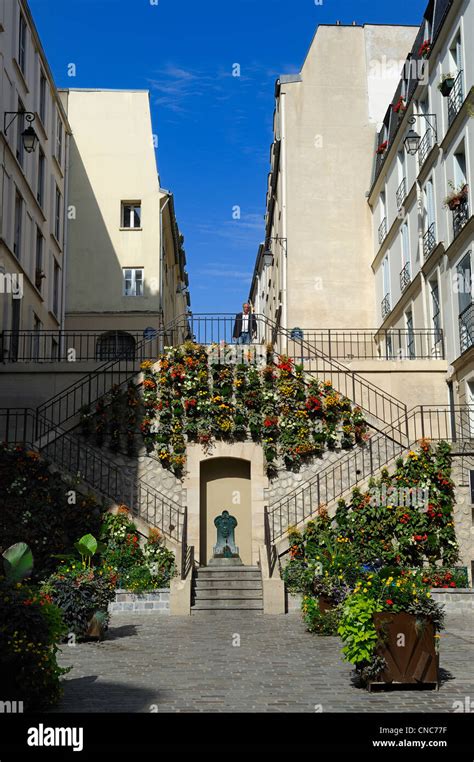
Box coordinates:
[368,612,438,690]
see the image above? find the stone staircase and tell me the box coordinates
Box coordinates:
[191,566,264,614]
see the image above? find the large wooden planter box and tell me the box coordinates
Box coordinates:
[368,612,438,691]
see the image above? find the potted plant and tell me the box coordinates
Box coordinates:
[443,181,469,210]
[438,73,456,97]
[338,569,444,689]
[375,140,388,156]
[393,97,406,117]
[418,39,431,59]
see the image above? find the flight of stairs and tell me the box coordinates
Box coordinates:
[191,566,264,614]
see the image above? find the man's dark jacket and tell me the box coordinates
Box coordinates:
[233,312,257,339]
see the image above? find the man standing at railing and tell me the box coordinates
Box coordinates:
[233,303,257,345]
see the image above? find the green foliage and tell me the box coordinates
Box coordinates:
[2,542,33,582]
[302,595,341,634]
[0,575,68,710]
[0,445,105,579]
[338,593,382,666]
[42,565,117,641]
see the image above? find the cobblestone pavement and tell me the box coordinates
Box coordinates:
[54,612,474,713]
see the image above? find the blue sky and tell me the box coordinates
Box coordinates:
[29,0,427,314]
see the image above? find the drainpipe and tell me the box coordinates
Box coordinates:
[279,86,288,353]
[160,192,171,330]
[61,129,71,348]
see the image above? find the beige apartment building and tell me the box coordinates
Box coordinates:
[250,22,419,338]
[61,88,189,355]
[0,0,70,360]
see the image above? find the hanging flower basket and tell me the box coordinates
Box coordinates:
[438,74,455,97]
[443,182,468,210]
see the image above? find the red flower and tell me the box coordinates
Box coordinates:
[386,599,393,606]
[376,140,388,155]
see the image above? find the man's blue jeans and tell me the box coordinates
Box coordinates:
[236,332,251,345]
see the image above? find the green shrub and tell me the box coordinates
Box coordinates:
[302,595,341,635]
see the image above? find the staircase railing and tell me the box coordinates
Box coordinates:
[180,507,194,579]
[0,408,185,542]
[268,405,472,543]
[35,314,191,433]
[264,506,278,577]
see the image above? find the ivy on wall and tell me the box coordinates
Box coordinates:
[140,342,369,478]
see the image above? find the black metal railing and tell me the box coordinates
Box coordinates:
[0,408,185,541]
[264,507,277,577]
[400,262,411,292]
[453,197,470,239]
[180,507,194,580]
[294,328,444,360]
[448,70,464,126]
[381,294,391,320]
[0,328,170,363]
[423,222,437,259]
[378,217,388,245]
[268,405,474,542]
[396,177,407,209]
[459,303,474,354]
[418,128,433,167]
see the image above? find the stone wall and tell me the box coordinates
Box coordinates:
[450,458,474,584]
[109,589,170,614]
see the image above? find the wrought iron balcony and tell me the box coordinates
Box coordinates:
[423,222,436,259]
[400,261,411,292]
[453,197,469,239]
[459,303,474,354]
[396,177,407,209]
[418,128,433,167]
[381,293,391,320]
[378,216,388,246]
[448,70,464,126]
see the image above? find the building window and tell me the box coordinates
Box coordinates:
[33,314,42,361]
[37,148,45,206]
[39,71,47,124]
[35,229,44,291]
[123,268,143,297]
[96,331,136,361]
[13,191,23,260]
[53,260,60,316]
[55,185,61,241]
[16,99,25,167]
[121,202,141,229]
[55,113,63,165]
[458,251,472,353]
[18,11,27,74]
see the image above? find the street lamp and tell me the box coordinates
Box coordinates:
[3,111,39,153]
[403,114,438,155]
[262,246,273,268]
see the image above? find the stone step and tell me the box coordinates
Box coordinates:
[196,567,261,582]
[194,589,262,601]
[195,579,263,590]
[192,599,264,610]
[191,609,264,616]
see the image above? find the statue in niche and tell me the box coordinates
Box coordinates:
[213,510,239,558]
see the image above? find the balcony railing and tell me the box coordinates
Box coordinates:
[396,177,407,209]
[448,70,464,126]
[453,197,470,239]
[0,328,170,363]
[381,293,391,320]
[423,222,437,259]
[288,328,444,360]
[400,261,411,292]
[459,303,474,355]
[378,217,388,245]
[418,128,433,167]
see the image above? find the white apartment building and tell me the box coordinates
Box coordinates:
[0,0,70,360]
[370,0,473,409]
